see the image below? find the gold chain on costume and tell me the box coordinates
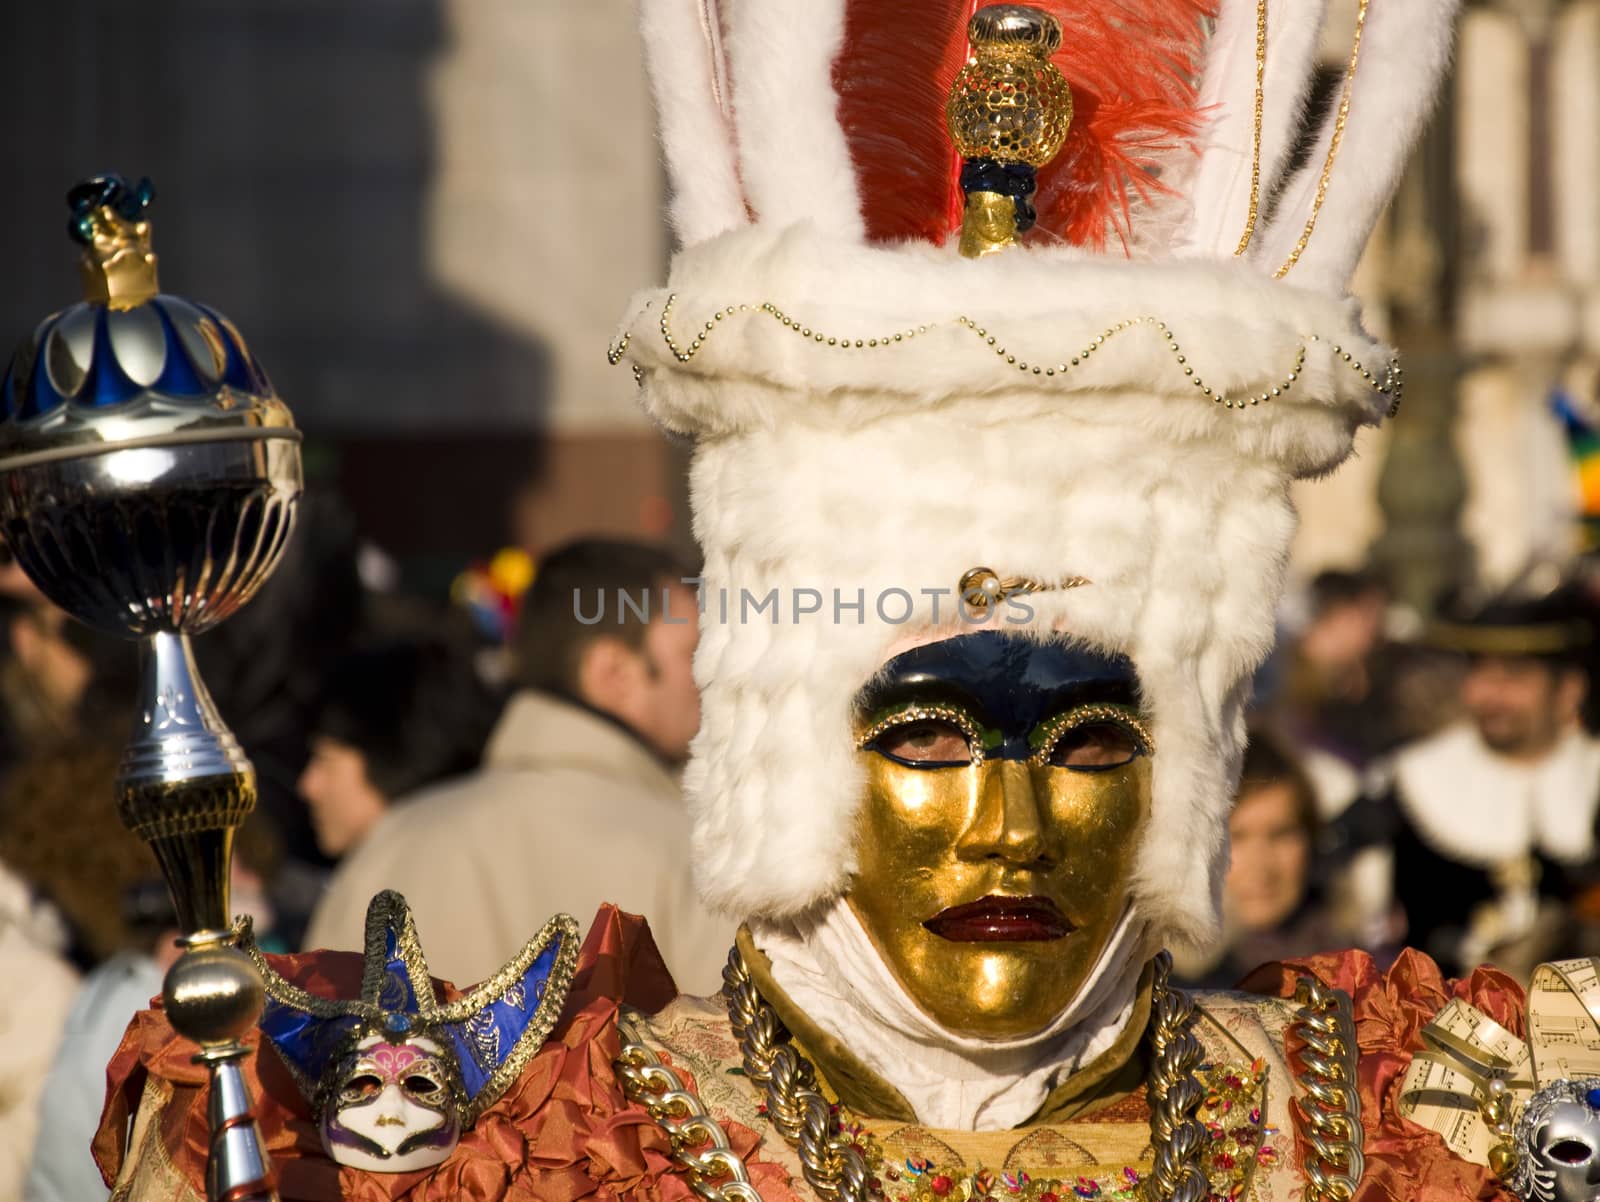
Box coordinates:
[1144,951,1210,1202]
[1273,0,1370,278]
[1233,0,1268,255]
[619,947,1361,1201]
[616,1017,766,1202]
[725,945,1213,1202]
[724,947,873,1202]
[1289,977,1365,1201]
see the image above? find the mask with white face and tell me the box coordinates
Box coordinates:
[322,1035,461,1171]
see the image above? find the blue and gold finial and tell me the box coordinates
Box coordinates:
[0,173,293,432]
[68,174,159,309]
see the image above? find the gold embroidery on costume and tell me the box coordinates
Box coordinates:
[623,985,1311,1201]
[1196,1059,1277,1197]
[466,1010,501,1076]
[850,1058,1273,1202]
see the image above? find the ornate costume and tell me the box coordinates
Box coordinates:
[77,2,1600,1201]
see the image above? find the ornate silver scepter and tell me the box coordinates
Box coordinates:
[0,175,300,1201]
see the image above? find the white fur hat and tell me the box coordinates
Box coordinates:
[614,0,1458,949]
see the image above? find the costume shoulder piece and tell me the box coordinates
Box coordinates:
[1239,948,1600,1202]
[94,899,682,1202]
[619,945,1600,1202]
[624,972,1307,1202]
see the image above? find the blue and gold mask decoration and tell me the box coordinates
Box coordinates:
[241,891,579,1173]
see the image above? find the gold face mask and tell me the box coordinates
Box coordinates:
[847,632,1152,1040]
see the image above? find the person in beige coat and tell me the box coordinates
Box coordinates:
[0,860,77,1201]
[305,539,731,993]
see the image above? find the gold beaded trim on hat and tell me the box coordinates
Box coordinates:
[1029,703,1154,767]
[855,701,987,763]
[608,293,1403,417]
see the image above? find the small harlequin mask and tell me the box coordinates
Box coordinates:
[242,891,578,1173]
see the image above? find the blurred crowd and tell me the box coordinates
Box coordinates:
[9,495,1600,1198]
[1177,564,1600,990]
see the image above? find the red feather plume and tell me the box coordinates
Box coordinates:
[833,0,1216,252]
[834,0,974,247]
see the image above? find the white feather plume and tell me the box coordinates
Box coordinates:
[1179,0,1330,260]
[639,0,747,245]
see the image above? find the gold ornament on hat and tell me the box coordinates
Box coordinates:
[945,5,1074,258]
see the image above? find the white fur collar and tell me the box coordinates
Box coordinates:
[1392,722,1600,868]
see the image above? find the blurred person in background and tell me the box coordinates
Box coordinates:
[0,737,152,968]
[1333,588,1600,979]
[0,596,94,782]
[1175,729,1354,989]
[297,637,503,859]
[1279,569,1398,768]
[23,879,174,1202]
[0,851,76,1202]
[0,609,282,1197]
[24,826,284,1202]
[194,488,371,945]
[8,690,282,1202]
[0,630,160,1197]
[0,599,141,1196]
[307,537,732,992]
